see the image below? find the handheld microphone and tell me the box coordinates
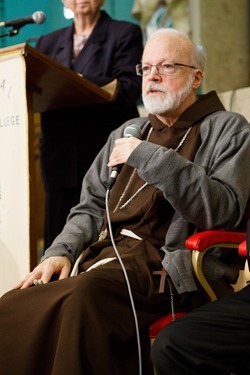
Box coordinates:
[0,11,46,28]
[108,124,142,190]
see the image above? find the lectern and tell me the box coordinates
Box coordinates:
[0,43,118,296]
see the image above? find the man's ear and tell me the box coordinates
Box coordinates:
[193,70,203,90]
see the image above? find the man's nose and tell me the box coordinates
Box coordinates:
[147,66,162,80]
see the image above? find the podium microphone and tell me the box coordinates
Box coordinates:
[0,11,46,28]
[108,124,142,190]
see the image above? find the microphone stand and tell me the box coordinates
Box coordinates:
[0,27,20,38]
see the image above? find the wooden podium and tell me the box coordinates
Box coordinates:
[0,43,118,296]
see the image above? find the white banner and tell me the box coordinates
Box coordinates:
[0,52,30,296]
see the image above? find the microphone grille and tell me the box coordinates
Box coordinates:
[123,124,142,139]
[33,11,46,25]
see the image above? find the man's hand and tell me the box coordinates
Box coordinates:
[14,256,71,289]
[107,137,141,168]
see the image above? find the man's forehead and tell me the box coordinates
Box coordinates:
[143,35,191,61]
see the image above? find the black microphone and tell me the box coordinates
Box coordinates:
[108,124,142,190]
[0,11,46,29]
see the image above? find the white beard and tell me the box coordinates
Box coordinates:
[142,75,194,115]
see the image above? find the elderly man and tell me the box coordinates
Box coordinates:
[0,28,250,375]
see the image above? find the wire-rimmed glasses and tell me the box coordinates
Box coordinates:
[136,62,197,76]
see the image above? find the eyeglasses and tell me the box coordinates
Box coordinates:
[135,62,197,76]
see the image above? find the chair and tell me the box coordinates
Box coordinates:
[150,230,247,340]
[151,236,250,375]
[185,229,247,299]
[185,199,250,299]
[150,199,250,341]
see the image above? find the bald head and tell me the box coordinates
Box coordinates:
[143,28,205,72]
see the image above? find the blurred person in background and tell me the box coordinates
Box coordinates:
[36,0,143,249]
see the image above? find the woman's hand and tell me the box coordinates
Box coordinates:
[14,256,71,289]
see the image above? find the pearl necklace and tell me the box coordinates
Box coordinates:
[113,125,192,213]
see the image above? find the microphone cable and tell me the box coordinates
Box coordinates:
[105,188,142,375]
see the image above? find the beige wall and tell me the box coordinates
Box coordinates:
[190,0,250,93]
[219,87,250,121]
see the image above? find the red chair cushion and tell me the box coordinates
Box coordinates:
[239,240,247,257]
[150,312,187,339]
[185,230,246,251]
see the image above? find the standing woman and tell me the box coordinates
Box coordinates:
[36,0,143,249]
